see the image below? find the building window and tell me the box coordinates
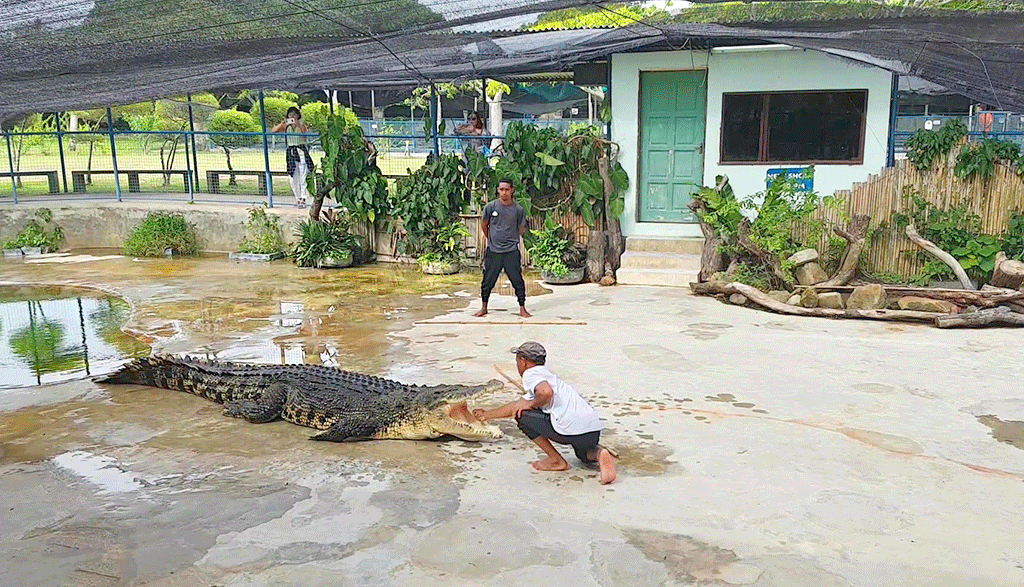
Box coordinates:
[721,90,868,164]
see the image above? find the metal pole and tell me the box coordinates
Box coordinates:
[429,82,440,158]
[55,113,70,192]
[328,89,335,115]
[183,131,194,203]
[5,131,18,203]
[258,91,274,207]
[106,107,122,201]
[186,93,201,191]
[887,73,899,168]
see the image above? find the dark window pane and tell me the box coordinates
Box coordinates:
[765,91,865,162]
[721,94,762,162]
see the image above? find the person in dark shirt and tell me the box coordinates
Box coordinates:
[474,178,531,318]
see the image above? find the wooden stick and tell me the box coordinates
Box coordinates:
[415,320,587,325]
[935,306,1024,328]
[906,222,975,290]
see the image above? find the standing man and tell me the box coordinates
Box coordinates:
[472,341,616,485]
[475,178,531,318]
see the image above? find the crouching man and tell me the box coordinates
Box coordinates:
[473,341,616,484]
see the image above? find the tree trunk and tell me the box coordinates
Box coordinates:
[691,281,939,322]
[990,252,1024,289]
[737,219,793,291]
[161,133,181,185]
[223,147,236,185]
[820,214,870,287]
[935,306,1024,328]
[586,230,607,282]
[597,153,623,273]
[906,222,974,289]
[687,196,724,282]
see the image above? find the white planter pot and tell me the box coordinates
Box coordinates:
[420,259,460,275]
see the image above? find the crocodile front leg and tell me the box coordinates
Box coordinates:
[222,383,289,423]
[309,413,381,442]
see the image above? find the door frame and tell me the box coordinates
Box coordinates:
[635,68,709,224]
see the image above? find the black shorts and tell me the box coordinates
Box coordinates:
[515,409,601,464]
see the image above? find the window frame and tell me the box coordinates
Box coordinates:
[718,89,869,166]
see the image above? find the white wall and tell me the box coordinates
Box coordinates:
[611,47,893,239]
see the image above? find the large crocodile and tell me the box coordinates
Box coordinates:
[96,356,505,442]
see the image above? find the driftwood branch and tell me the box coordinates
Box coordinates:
[737,219,793,291]
[906,222,974,290]
[820,214,870,287]
[935,306,1024,328]
[598,153,624,274]
[690,281,938,322]
[687,197,724,282]
[794,284,1024,308]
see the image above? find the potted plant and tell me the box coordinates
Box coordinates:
[4,208,64,256]
[418,221,471,275]
[526,215,586,284]
[230,206,288,261]
[292,210,364,269]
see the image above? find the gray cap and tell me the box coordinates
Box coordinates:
[509,341,546,363]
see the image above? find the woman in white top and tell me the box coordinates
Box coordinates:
[271,106,314,207]
[473,341,616,484]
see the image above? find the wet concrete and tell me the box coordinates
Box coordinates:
[1,252,1024,586]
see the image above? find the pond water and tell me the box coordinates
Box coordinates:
[0,285,150,388]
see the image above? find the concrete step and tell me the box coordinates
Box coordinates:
[625,236,704,255]
[616,267,698,288]
[620,251,702,271]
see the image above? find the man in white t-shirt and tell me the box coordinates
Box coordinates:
[473,341,616,484]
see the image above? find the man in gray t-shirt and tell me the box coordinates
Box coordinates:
[474,178,532,318]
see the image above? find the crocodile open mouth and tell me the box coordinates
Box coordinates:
[436,400,503,441]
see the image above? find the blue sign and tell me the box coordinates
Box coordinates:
[766,168,813,193]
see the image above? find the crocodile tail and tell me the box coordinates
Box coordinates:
[95,355,196,392]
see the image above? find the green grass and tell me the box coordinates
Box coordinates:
[1,137,427,197]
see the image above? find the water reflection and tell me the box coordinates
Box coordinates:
[0,286,150,388]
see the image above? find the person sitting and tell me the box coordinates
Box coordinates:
[455,111,486,154]
[473,341,617,485]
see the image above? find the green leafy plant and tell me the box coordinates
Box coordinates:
[237,206,286,255]
[4,208,64,250]
[1003,209,1024,260]
[292,212,364,268]
[525,215,586,277]
[905,118,967,172]
[417,221,471,267]
[393,153,467,255]
[249,96,298,128]
[313,114,390,224]
[712,262,772,291]
[954,137,1021,182]
[123,212,201,256]
[743,171,830,273]
[206,109,260,186]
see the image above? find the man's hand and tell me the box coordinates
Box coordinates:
[513,399,533,419]
[472,408,488,421]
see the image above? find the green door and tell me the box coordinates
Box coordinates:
[639,71,707,223]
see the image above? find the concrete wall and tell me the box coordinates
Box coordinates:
[611,46,894,239]
[0,202,308,253]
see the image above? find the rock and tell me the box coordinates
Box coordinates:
[794,262,828,286]
[965,305,979,313]
[767,290,792,303]
[846,284,887,310]
[799,287,819,308]
[787,249,820,267]
[787,294,802,306]
[818,292,845,309]
[729,293,748,306]
[896,296,959,313]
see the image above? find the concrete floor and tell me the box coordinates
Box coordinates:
[1,253,1022,587]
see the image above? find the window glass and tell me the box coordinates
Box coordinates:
[721,91,867,163]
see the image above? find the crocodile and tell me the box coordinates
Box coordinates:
[96,356,505,442]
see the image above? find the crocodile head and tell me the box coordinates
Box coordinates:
[398,378,506,441]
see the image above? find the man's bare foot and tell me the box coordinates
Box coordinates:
[597,448,617,485]
[517,307,532,318]
[531,457,569,471]
[473,308,488,317]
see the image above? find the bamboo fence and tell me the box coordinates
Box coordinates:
[809,146,1024,278]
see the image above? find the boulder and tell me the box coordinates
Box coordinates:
[794,262,828,286]
[767,290,792,303]
[818,292,845,309]
[787,294,802,306]
[787,249,820,267]
[799,287,819,308]
[728,293,748,306]
[846,284,887,310]
[896,296,959,313]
